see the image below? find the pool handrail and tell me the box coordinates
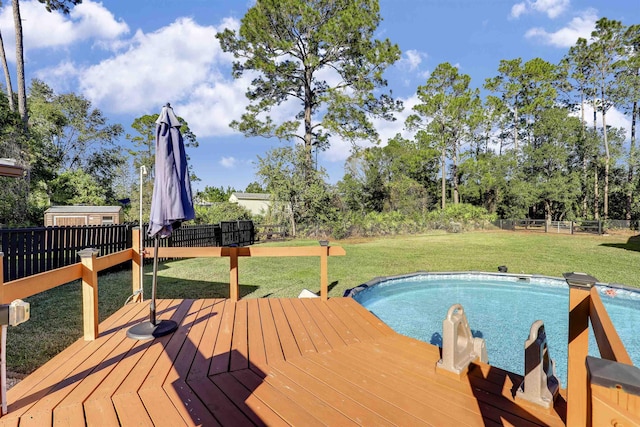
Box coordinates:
[516,320,560,409]
[436,303,487,377]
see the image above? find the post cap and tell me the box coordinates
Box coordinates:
[77,248,100,258]
[563,272,598,289]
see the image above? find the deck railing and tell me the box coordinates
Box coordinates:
[0,228,344,341]
[0,228,345,416]
[564,272,640,426]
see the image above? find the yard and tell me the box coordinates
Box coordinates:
[7,230,640,374]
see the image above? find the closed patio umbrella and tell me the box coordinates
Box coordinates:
[127,103,195,340]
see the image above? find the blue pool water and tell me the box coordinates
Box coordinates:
[352,273,640,386]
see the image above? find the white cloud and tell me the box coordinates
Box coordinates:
[575,104,632,142]
[220,156,237,168]
[23,10,253,140]
[511,2,528,19]
[175,77,252,138]
[33,61,81,93]
[0,0,128,62]
[525,8,597,48]
[510,0,570,19]
[400,49,424,72]
[70,2,129,41]
[78,17,240,119]
[532,0,570,18]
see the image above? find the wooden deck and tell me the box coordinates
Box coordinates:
[0,298,567,426]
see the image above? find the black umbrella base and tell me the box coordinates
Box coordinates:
[126,319,178,340]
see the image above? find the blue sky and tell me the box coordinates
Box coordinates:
[0,0,636,193]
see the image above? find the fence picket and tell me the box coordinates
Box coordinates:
[0,221,254,282]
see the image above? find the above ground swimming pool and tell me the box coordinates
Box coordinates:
[348,272,640,386]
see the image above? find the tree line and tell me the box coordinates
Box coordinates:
[0,1,638,239]
[221,1,639,236]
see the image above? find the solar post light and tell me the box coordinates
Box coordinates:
[0,300,30,326]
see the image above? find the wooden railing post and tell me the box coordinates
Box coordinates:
[0,252,4,416]
[0,252,4,304]
[78,248,100,341]
[229,246,239,302]
[564,272,597,427]
[319,242,329,301]
[132,228,142,303]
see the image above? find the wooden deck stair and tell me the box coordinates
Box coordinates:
[0,297,567,426]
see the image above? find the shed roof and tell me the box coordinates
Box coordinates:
[44,206,122,214]
[0,158,25,178]
[230,192,271,201]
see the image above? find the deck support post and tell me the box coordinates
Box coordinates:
[0,252,4,304]
[320,243,329,301]
[79,248,100,341]
[229,247,239,302]
[564,272,597,427]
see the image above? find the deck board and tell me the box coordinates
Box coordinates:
[222,370,286,426]
[209,299,235,376]
[287,353,427,425]
[2,297,567,426]
[186,299,225,381]
[288,298,332,353]
[1,302,143,423]
[270,359,396,426]
[230,300,249,371]
[246,298,267,370]
[269,299,301,360]
[257,298,284,365]
[52,302,150,425]
[279,299,316,354]
[299,297,349,347]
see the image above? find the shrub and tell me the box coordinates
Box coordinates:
[426,203,497,231]
[194,202,252,225]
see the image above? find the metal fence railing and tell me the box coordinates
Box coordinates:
[493,219,639,235]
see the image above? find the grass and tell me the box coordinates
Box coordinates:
[7,229,640,374]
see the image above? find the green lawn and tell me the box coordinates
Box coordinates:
[7,230,640,374]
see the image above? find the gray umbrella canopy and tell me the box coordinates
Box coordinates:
[148,104,195,238]
[127,103,195,340]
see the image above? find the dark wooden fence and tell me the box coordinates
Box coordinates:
[1,220,255,282]
[1,224,131,282]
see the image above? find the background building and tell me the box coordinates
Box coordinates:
[229,193,271,216]
[44,206,123,226]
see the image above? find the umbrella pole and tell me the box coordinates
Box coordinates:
[126,234,177,340]
[150,235,159,325]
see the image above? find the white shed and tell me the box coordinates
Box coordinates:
[44,206,123,226]
[229,193,271,216]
